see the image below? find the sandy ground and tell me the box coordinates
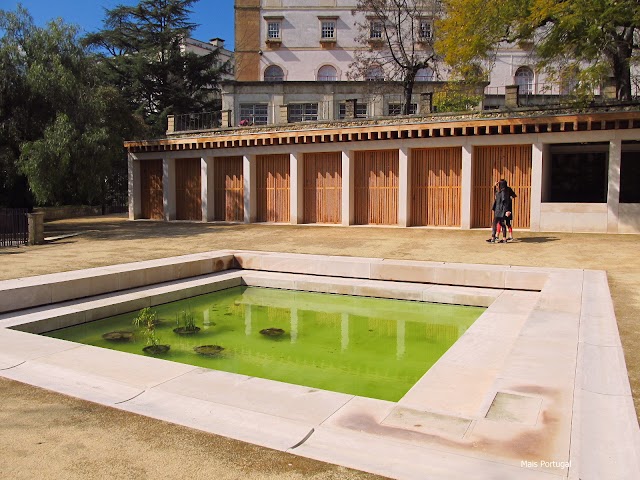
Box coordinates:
[1,214,638,479]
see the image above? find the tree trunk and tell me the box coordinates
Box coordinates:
[611,29,633,101]
[403,69,417,115]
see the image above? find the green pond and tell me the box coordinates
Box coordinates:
[44,286,484,401]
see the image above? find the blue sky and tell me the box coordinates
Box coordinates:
[3,1,235,48]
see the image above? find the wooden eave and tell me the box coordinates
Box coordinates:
[124,110,640,154]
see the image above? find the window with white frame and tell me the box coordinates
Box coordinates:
[264,65,284,81]
[317,65,338,81]
[338,103,368,119]
[267,21,281,39]
[387,103,417,116]
[515,66,534,94]
[419,19,433,40]
[288,103,318,122]
[416,67,434,81]
[239,104,268,125]
[321,20,336,39]
[370,20,383,39]
[365,65,384,81]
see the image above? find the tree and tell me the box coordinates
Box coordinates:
[350,0,441,114]
[0,6,136,206]
[86,0,231,136]
[436,0,640,101]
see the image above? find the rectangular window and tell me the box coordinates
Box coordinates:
[289,103,318,122]
[387,103,417,116]
[419,19,432,40]
[267,22,281,39]
[338,103,368,119]
[620,150,640,203]
[548,145,608,203]
[239,103,268,126]
[370,21,383,39]
[321,21,336,39]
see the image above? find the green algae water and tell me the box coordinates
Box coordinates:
[44,287,483,401]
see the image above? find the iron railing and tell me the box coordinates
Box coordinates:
[174,111,221,132]
[0,208,28,247]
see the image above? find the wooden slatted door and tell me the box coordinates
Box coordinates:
[214,156,244,221]
[303,152,342,224]
[257,154,290,223]
[354,150,399,225]
[472,145,532,228]
[411,148,462,226]
[175,158,202,221]
[140,159,164,220]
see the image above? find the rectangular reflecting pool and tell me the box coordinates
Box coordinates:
[44,286,484,401]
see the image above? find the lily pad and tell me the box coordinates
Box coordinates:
[142,344,170,355]
[259,328,285,337]
[194,345,225,356]
[173,326,201,335]
[102,331,134,342]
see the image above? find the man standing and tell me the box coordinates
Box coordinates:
[486,179,512,243]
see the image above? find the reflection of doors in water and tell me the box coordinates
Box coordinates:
[176,158,202,221]
[214,156,244,222]
[354,150,399,225]
[411,147,462,226]
[140,159,164,220]
[257,154,290,223]
[472,145,532,228]
[303,152,342,224]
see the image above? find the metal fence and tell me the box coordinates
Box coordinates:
[174,111,221,132]
[0,208,28,247]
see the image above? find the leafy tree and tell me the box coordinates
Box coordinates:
[350,0,441,114]
[436,0,640,100]
[0,6,136,206]
[86,0,231,136]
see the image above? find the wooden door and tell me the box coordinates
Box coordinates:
[140,159,163,220]
[472,145,532,228]
[303,152,342,224]
[175,158,202,221]
[214,156,244,222]
[257,154,290,223]
[411,148,462,226]
[354,150,399,225]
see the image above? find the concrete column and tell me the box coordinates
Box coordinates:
[530,143,543,232]
[27,212,45,245]
[607,137,622,233]
[398,147,410,227]
[345,99,357,119]
[163,157,176,221]
[128,153,141,220]
[201,157,215,222]
[221,110,232,128]
[419,93,433,114]
[279,105,289,124]
[166,115,175,134]
[461,145,473,229]
[290,151,304,224]
[342,150,354,225]
[505,85,519,108]
[243,154,257,223]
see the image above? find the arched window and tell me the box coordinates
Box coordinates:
[317,65,338,81]
[416,67,434,81]
[365,65,384,81]
[264,65,284,82]
[515,66,534,94]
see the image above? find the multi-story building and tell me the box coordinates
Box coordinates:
[224,0,545,125]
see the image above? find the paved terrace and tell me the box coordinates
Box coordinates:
[0,217,639,480]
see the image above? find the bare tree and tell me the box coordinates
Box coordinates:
[350,0,440,114]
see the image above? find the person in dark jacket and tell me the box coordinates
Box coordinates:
[486,179,512,243]
[494,179,517,242]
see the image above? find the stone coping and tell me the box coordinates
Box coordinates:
[0,251,638,479]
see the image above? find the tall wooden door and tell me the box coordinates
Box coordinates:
[257,154,290,223]
[214,156,244,222]
[472,145,532,228]
[175,158,202,221]
[354,150,399,225]
[140,159,164,220]
[411,148,462,226]
[303,152,342,224]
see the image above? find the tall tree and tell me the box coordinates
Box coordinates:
[86,0,231,136]
[0,6,136,206]
[436,0,640,100]
[350,0,441,114]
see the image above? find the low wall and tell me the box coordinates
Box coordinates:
[34,206,102,222]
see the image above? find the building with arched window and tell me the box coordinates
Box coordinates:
[317,65,338,81]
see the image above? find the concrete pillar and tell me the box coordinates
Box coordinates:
[290,151,304,224]
[243,155,257,223]
[166,115,175,134]
[163,157,176,221]
[221,110,232,128]
[530,143,543,232]
[128,153,141,220]
[461,145,473,229]
[342,150,354,225]
[419,93,433,114]
[607,137,622,233]
[345,99,357,119]
[398,147,410,227]
[201,157,215,222]
[27,212,45,245]
[505,85,519,108]
[279,105,289,124]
